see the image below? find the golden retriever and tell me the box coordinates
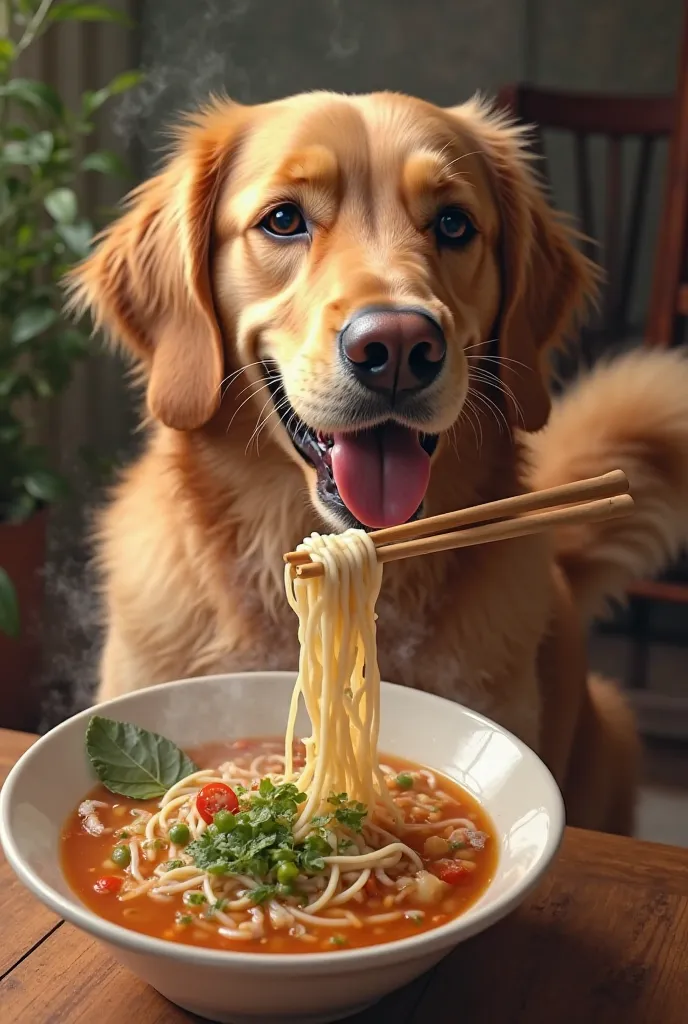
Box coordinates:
[69,91,688,835]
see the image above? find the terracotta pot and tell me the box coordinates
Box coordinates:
[0,511,47,731]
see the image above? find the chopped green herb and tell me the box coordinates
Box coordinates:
[175,912,193,926]
[298,833,330,873]
[202,898,229,918]
[396,773,414,790]
[188,780,305,879]
[406,910,424,925]
[249,884,279,905]
[326,793,367,832]
[142,838,166,852]
[449,840,467,851]
[310,794,368,835]
[183,891,207,906]
[329,934,347,946]
[116,829,131,840]
[161,859,184,871]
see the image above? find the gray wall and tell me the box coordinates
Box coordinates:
[120,0,527,164]
[122,0,683,149]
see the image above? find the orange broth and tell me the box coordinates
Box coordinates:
[61,738,497,954]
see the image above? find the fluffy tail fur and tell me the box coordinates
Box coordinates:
[526,350,688,620]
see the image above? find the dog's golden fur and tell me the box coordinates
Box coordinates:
[69,91,688,835]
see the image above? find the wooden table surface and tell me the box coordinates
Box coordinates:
[2,729,688,1024]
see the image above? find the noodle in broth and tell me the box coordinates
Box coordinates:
[61,529,496,951]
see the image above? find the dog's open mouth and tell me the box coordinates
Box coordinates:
[263,365,438,529]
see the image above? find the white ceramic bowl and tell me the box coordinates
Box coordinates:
[0,672,564,1024]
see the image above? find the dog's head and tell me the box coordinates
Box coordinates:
[69,91,596,530]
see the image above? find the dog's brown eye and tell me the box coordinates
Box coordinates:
[261,203,308,238]
[435,207,476,248]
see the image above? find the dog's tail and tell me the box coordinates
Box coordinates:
[526,350,688,620]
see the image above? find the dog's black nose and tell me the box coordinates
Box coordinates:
[339,307,446,395]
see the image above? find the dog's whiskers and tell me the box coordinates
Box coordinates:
[247,393,292,456]
[460,397,483,451]
[225,379,275,434]
[467,385,511,436]
[469,367,526,429]
[218,361,265,401]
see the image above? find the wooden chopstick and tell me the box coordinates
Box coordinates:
[284,470,629,567]
[292,493,634,579]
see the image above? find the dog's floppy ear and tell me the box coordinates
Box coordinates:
[67,101,246,431]
[448,98,599,432]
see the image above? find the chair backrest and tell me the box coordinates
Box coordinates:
[496,84,676,348]
[645,11,688,348]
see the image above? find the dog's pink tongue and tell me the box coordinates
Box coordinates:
[330,424,430,528]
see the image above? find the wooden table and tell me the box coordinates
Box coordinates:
[2,729,688,1024]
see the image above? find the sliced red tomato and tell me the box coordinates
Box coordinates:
[93,875,123,895]
[434,861,471,885]
[196,781,239,824]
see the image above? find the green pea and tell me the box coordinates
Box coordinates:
[111,844,131,868]
[213,810,236,834]
[169,822,190,845]
[271,848,296,863]
[396,773,414,790]
[276,861,299,885]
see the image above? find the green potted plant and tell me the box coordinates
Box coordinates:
[0,0,142,727]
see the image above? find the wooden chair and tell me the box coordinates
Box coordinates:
[645,16,688,349]
[499,39,688,726]
[496,84,676,377]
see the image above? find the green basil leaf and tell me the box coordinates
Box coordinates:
[85,716,199,799]
[0,568,20,638]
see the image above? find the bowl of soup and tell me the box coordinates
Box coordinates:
[0,672,564,1023]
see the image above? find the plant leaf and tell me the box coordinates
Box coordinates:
[83,69,143,116]
[104,69,144,95]
[24,469,68,503]
[80,149,127,175]
[48,3,132,25]
[0,79,64,117]
[85,716,200,799]
[56,219,93,258]
[0,39,15,69]
[0,568,20,639]
[44,187,78,224]
[11,307,58,345]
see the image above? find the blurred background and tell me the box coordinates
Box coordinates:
[1,0,687,842]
